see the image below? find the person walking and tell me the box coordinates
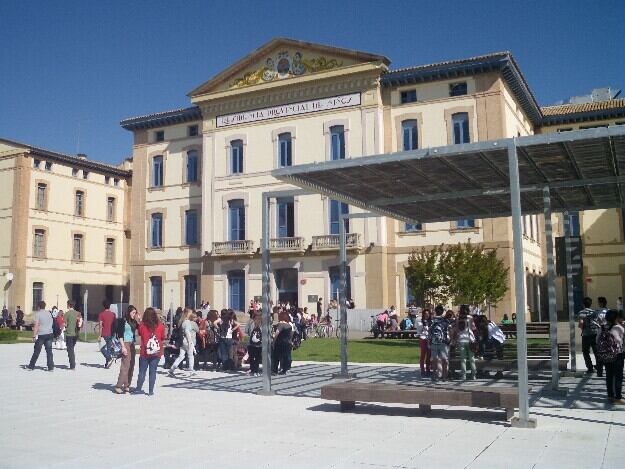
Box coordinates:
[168,309,199,377]
[272,311,293,375]
[134,308,166,396]
[27,301,55,371]
[97,299,117,368]
[114,305,138,394]
[429,305,451,382]
[246,312,262,375]
[599,310,624,404]
[578,297,603,376]
[1,306,8,328]
[64,301,81,370]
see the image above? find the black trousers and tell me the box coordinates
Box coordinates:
[248,346,262,373]
[605,353,624,399]
[582,334,603,373]
[29,334,54,370]
[66,336,77,369]
[272,342,292,373]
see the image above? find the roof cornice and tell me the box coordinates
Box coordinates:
[120,106,202,131]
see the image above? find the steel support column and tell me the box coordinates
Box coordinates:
[543,187,561,391]
[508,140,535,428]
[563,211,577,373]
[338,213,348,376]
[260,194,273,395]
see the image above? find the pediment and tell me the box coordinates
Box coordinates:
[188,38,390,98]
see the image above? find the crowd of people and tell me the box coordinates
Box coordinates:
[0,305,25,330]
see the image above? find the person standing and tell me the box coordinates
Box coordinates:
[55,311,66,350]
[64,301,80,370]
[168,309,198,377]
[246,312,262,375]
[600,310,624,404]
[114,305,138,394]
[578,297,603,376]
[429,305,451,382]
[16,306,24,330]
[27,301,54,371]
[316,297,323,323]
[134,307,166,396]
[98,299,116,368]
[1,306,8,328]
[451,315,477,380]
[272,311,293,375]
[417,309,431,377]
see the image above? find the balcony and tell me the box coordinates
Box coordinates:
[212,240,255,256]
[269,237,306,253]
[311,233,362,251]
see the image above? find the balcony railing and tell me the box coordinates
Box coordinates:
[311,233,361,251]
[269,237,306,252]
[212,240,255,256]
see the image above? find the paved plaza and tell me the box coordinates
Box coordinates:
[1,342,623,468]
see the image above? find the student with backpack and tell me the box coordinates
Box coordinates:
[215,309,240,370]
[429,305,451,382]
[246,312,262,375]
[134,307,165,396]
[451,314,477,380]
[597,310,624,404]
[578,297,603,376]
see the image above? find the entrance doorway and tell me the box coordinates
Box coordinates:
[275,268,298,306]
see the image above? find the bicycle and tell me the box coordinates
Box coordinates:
[335,319,348,339]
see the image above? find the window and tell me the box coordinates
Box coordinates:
[150,277,162,310]
[401,119,418,151]
[72,168,79,177]
[188,125,199,137]
[71,284,82,312]
[557,128,573,133]
[105,176,110,185]
[186,150,199,183]
[455,219,475,229]
[228,271,245,311]
[278,133,292,167]
[228,200,245,241]
[452,112,470,144]
[330,125,345,160]
[405,277,418,307]
[74,191,84,216]
[329,266,351,301]
[33,229,45,258]
[152,155,163,187]
[32,282,44,310]
[113,178,119,187]
[105,285,114,302]
[82,171,89,180]
[276,197,294,238]
[449,82,468,97]
[151,213,163,248]
[184,275,198,309]
[230,140,243,174]
[329,200,349,235]
[33,159,41,169]
[405,222,422,232]
[72,234,83,261]
[400,89,417,104]
[44,162,52,171]
[185,210,198,245]
[155,130,164,142]
[36,183,47,210]
[568,212,580,236]
[105,238,115,263]
[107,197,115,222]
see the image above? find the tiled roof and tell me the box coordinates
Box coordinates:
[120,106,201,131]
[385,51,511,75]
[542,98,625,116]
[0,137,131,177]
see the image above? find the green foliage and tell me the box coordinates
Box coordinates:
[0,329,19,342]
[405,242,508,308]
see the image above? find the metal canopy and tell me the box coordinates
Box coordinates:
[273,126,625,223]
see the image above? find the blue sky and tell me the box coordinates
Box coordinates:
[1,0,623,165]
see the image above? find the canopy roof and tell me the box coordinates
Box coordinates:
[273,126,625,223]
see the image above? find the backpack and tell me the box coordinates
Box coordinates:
[206,326,218,345]
[430,317,449,345]
[51,313,61,338]
[146,332,161,356]
[250,326,261,346]
[597,327,621,364]
[109,337,123,359]
[583,310,601,335]
[170,326,183,348]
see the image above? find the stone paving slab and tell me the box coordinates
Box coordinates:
[0,343,623,468]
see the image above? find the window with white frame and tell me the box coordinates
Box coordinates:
[452,112,470,144]
[330,126,345,160]
[401,119,418,151]
[230,140,243,174]
[278,132,292,167]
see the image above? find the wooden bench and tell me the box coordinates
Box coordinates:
[500,322,550,339]
[320,382,519,421]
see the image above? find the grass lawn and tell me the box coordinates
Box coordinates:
[0,330,99,344]
[293,338,421,364]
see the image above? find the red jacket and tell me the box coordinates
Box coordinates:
[138,322,166,359]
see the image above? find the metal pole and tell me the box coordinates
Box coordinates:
[169,289,174,338]
[543,187,560,391]
[564,212,577,373]
[507,140,535,428]
[260,194,273,394]
[83,290,88,342]
[338,213,348,377]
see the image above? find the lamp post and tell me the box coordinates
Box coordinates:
[4,272,13,311]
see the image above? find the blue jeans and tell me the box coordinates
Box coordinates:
[29,333,54,370]
[136,356,160,394]
[100,336,112,362]
[218,338,233,367]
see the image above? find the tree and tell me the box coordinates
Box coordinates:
[405,245,450,305]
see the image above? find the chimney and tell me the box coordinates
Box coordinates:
[77,153,87,160]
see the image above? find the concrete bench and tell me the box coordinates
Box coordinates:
[320,382,519,421]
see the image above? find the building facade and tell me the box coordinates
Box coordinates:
[0,138,131,319]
